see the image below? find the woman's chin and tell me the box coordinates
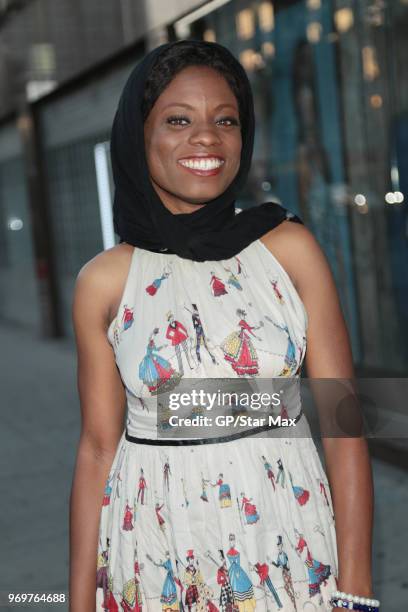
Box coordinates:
[180,190,223,206]
[172,201,208,214]
[170,195,214,210]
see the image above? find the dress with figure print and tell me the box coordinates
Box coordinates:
[96,209,339,611]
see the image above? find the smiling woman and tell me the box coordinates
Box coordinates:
[69,40,375,612]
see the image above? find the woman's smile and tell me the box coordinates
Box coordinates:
[177,155,225,176]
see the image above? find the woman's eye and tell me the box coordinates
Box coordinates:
[166,115,189,126]
[217,117,240,127]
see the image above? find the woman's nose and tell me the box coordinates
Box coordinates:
[188,121,222,145]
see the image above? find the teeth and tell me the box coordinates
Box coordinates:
[179,158,224,170]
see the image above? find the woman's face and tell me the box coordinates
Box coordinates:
[144,65,242,214]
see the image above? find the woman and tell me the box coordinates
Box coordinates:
[69,40,376,611]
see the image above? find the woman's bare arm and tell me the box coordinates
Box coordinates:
[262,222,374,601]
[69,249,129,612]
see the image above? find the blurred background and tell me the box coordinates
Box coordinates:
[0,0,407,610]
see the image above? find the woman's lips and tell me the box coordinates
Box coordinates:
[177,157,225,177]
[177,164,223,176]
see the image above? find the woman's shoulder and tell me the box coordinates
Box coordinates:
[76,243,134,281]
[259,219,326,290]
[73,243,135,325]
[260,219,314,287]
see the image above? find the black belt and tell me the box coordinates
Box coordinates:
[125,409,303,446]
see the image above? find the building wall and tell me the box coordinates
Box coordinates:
[0,122,41,330]
[0,0,207,118]
[37,56,141,337]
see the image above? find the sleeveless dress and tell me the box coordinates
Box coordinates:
[96,235,339,612]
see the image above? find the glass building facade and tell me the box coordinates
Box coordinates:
[176,0,408,372]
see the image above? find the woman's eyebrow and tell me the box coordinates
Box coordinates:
[160,102,238,111]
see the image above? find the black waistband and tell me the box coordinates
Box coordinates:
[125,409,303,446]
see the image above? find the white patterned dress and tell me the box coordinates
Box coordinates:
[96,236,339,612]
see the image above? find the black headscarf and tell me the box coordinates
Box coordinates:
[110,39,303,262]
